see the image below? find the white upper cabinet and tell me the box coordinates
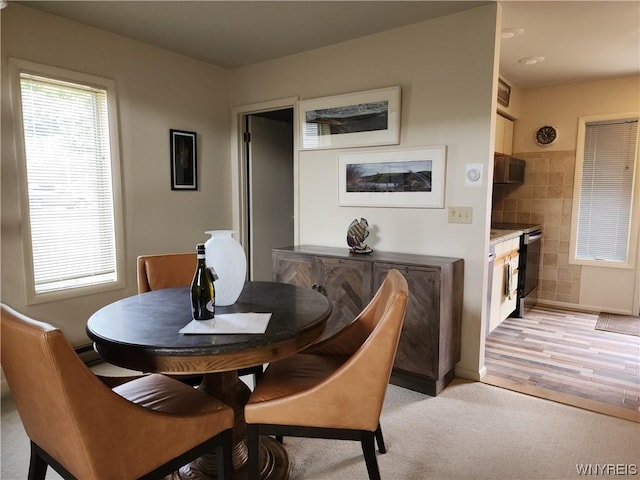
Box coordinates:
[495,114,513,155]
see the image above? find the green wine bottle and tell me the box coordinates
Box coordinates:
[191,243,215,320]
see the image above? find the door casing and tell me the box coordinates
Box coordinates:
[230,97,298,280]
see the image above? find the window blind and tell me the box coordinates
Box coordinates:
[20,73,117,293]
[576,118,638,263]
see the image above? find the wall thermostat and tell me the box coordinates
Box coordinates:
[465,163,483,187]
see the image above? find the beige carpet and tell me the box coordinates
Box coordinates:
[2,375,639,480]
[596,312,640,337]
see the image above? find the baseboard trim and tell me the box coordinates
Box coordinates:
[535,299,598,313]
[535,299,633,316]
[455,365,487,382]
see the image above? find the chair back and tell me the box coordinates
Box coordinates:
[299,269,408,431]
[1,304,114,478]
[2,304,235,479]
[307,268,408,357]
[137,252,196,293]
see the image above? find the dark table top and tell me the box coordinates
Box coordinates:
[87,281,331,374]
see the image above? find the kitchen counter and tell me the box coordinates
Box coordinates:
[490,228,523,245]
[492,223,543,234]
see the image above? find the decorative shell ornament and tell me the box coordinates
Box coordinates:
[346,218,373,254]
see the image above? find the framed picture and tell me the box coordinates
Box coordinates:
[338,146,447,208]
[497,78,511,108]
[170,129,197,190]
[299,86,401,150]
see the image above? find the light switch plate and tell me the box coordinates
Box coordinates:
[448,206,473,224]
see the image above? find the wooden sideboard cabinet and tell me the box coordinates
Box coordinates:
[272,245,464,396]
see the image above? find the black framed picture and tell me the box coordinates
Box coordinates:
[170,129,197,190]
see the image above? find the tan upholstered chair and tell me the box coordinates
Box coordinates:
[1,304,234,480]
[137,253,263,382]
[245,269,409,480]
[137,252,198,293]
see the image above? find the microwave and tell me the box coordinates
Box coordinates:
[493,154,525,184]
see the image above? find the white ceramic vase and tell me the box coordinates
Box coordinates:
[204,230,247,306]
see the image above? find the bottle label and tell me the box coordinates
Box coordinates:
[208,266,219,281]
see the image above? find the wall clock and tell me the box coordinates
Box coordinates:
[535,125,557,146]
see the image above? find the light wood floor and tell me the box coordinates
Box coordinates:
[483,305,640,423]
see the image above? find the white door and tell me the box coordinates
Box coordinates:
[247,112,294,281]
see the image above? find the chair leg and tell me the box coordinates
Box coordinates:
[247,424,260,480]
[28,442,48,480]
[361,431,381,480]
[375,424,386,454]
[216,429,233,480]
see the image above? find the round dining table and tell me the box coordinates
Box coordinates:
[87,281,331,480]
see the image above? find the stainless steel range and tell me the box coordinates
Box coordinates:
[492,223,543,317]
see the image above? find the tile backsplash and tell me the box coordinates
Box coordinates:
[492,150,582,305]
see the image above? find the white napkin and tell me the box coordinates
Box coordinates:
[179,312,272,334]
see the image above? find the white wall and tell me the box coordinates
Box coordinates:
[513,76,639,153]
[513,76,640,314]
[1,3,501,382]
[1,4,233,345]
[230,4,500,379]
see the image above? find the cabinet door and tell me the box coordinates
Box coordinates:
[317,257,372,341]
[495,114,505,154]
[495,114,514,155]
[503,117,514,155]
[500,254,518,320]
[489,258,504,332]
[272,251,316,287]
[374,264,439,378]
[490,250,519,329]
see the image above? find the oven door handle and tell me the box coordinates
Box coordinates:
[526,232,543,243]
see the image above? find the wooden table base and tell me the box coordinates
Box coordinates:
[169,372,290,480]
[171,437,289,480]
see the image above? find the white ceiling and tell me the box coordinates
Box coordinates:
[499,1,639,89]
[13,1,640,89]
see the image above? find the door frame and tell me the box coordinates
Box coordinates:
[230,97,299,262]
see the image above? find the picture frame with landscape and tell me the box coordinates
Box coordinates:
[299,86,401,150]
[338,146,446,208]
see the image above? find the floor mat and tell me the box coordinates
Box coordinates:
[596,312,640,337]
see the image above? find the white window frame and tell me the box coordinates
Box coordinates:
[570,112,640,270]
[10,58,126,304]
